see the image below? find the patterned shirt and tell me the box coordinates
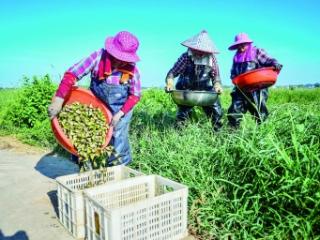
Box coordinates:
[68,49,141,97]
[167,52,221,81]
[255,48,278,66]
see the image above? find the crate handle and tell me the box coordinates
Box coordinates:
[94,211,100,235]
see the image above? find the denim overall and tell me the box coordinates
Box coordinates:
[175,63,223,131]
[228,61,269,127]
[90,79,133,166]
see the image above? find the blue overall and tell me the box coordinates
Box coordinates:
[228,61,269,127]
[90,79,133,166]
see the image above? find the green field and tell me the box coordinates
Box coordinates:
[0,76,319,239]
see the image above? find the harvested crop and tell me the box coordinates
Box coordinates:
[58,102,113,168]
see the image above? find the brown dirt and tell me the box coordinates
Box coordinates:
[0,136,48,154]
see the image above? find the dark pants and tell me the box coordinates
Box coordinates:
[176,98,223,131]
[227,87,269,127]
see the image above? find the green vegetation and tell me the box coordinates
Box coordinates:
[0,76,56,147]
[0,77,319,239]
[130,88,320,239]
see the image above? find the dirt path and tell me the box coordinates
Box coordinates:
[0,136,48,154]
[0,136,78,240]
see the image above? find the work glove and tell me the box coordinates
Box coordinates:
[111,110,124,127]
[165,77,174,92]
[48,96,64,119]
[273,63,283,72]
[213,81,223,94]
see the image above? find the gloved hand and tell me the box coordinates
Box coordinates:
[213,81,223,94]
[111,110,124,127]
[165,77,174,92]
[273,63,283,72]
[48,96,64,119]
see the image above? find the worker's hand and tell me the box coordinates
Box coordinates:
[213,81,223,94]
[165,78,174,92]
[48,96,64,119]
[273,63,283,72]
[112,110,124,127]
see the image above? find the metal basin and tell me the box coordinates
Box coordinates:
[171,90,218,107]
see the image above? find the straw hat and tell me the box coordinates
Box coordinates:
[181,30,219,54]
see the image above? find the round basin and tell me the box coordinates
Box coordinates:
[232,67,280,91]
[51,87,113,156]
[171,90,218,107]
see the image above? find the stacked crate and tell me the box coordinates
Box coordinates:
[56,166,144,239]
[84,175,188,240]
[56,167,188,240]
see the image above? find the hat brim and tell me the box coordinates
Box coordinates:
[228,40,253,50]
[181,43,219,54]
[105,37,140,63]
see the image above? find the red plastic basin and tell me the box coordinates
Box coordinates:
[232,67,280,91]
[51,87,113,156]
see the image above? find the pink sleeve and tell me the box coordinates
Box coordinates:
[55,72,77,98]
[121,95,140,114]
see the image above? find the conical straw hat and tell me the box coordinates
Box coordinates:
[181,30,219,54]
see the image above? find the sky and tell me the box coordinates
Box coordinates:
[1,0,320,88]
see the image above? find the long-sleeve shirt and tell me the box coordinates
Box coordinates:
[55,49,141,114]
[166,52,221,82]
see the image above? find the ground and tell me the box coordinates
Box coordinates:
[0,136,47,154]
[0,137,195,240]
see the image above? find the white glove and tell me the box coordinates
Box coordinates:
[111,110,125,127]
[165,77,174,92]
[214,81,223,94]
[48,96,64,119]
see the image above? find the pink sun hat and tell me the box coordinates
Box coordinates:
[228,32,253,50]
[105,31,140,63]
[181,30,219,54]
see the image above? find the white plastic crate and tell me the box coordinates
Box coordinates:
[84,175,188,240]
[56,165,144,239]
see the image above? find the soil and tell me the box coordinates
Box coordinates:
[0,136,48,154]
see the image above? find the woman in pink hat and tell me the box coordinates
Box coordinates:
[227,32,282,128]
[165,30,223,131]
[48,31,141,169]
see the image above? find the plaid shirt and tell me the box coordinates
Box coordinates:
[167,52,221,81]
[255,48,278,66]
[231,47,279,79]
[68,49,141,97]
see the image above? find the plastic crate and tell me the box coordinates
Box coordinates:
[84,175,188,240]
[56,165,144,239]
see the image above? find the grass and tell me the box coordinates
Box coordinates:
[129,88,320,239]
[0,88,20,123]
[0,85,319,239]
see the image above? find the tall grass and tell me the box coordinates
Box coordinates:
[130,88,320,239]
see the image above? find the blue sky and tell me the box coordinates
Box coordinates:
[1,0,319,88]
